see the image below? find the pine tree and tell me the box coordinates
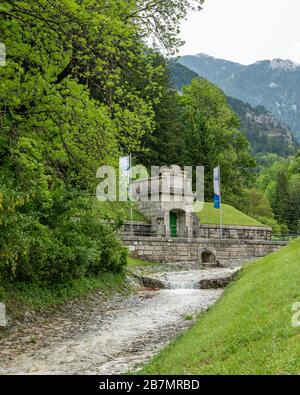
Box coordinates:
[272,169,296,231]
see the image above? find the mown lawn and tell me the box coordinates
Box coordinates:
[141,238,300,374]
[94,200,261,227]
[196,203,263,227]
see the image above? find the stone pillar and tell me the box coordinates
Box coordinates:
[185,212,193,238]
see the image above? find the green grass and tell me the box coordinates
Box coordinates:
[1,256,159,324]
[127,257,160,268]
[94,200,261,227]
[93,200,149,222]
[196,203,263,227]
[1,272,127,322]
[141,238,300,374]
[93,200,261,227]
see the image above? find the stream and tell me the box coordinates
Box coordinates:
[0,269,235,375]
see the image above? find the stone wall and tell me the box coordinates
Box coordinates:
[195,224,272,241]
[122,236,287,265]
[122,222,273,241]
[122,222,153,237]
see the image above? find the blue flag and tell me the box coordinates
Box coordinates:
[213,167,221,209]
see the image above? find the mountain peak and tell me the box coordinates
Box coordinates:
[195,53,214,59]
[269,58,300,71]
[178,54,300,140]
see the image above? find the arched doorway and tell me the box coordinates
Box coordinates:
[198,247,217,266]
[202,251,216,264]
[169,211,177,237]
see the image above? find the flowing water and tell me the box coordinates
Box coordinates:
[0,270,230,375]
[158,268,238,290]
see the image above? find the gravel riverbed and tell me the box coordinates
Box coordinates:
[0,268,233,375]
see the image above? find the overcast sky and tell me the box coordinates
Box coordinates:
[179,0,300,64]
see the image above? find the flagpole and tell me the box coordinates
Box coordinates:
[219,165,223,239]
[129,154,133,235]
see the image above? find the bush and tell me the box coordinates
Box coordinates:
[241,189,274,218]
[15,217,127,284]
[0,183,127,285]
[0,285,5,300]
[255,216,289,235]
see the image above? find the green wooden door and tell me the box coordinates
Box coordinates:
[170,212,177,237]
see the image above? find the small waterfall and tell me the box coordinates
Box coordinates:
[165,280,199,290]
[143,268,239,291]
[161,272,200,290]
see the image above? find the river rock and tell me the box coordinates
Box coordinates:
[140,276,165,289]
[198,271,239,289]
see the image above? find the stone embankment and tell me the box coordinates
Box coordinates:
[123,236,286,264]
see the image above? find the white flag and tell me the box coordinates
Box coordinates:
[119,156,130,178]
[119,156,130,201]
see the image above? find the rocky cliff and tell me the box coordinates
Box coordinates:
[169,61,298,156]
[178,54,300,141]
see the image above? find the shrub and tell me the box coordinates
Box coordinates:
[0,182,127,285]
[255,216,290,235]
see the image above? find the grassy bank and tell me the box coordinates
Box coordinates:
[94,200,149,222]
[95,200,262,227]
[1,256,157,322]
[141,238,300,374]
[0,272,127,322]
[127,257,160,268]
[196,203,263,227]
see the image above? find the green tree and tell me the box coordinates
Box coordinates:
[0,0,204,283]
[257,151,300,232]
[288,175,300,232]
[242,189,274,218]
[0,0,204,189]
[272,169,293,229]
[136,53,185,167]
[179,78,256,203]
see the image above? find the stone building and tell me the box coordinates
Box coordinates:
[131,167,196,238]
[122,167,284,267]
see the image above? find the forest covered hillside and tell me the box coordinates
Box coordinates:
[178,53,300,141]
[227,96,298,157]
[169,61,298,157]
